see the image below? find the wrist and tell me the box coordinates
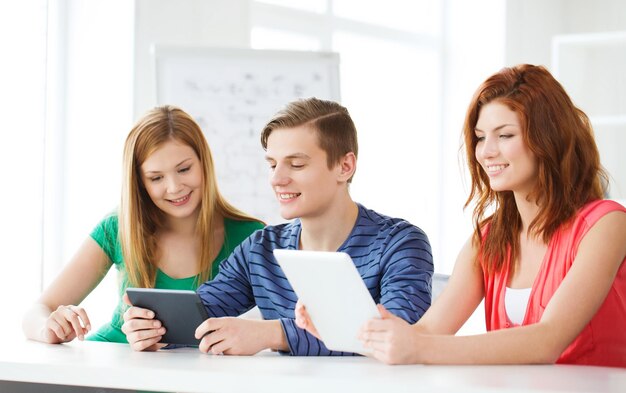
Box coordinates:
[266,319,289,352]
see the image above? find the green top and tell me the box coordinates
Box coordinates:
[85,213,263,343]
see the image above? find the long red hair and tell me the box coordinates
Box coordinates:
[462,64,608,273]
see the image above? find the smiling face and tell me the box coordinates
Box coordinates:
[265,125,349,221]
[140,139,203,223]
[474,101,538,196]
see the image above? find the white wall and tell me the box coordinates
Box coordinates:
[438,0,505,271]
[0,0,47,339]
[47,0,134,278]
[505,0,626,204]
[505,0,626,66]
[134,0,250,118]
[41,0,134,332]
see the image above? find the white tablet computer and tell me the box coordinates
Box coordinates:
[273,249,379,354]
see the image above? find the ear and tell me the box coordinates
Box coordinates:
[336,152,357,183]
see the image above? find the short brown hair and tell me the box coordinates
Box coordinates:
[261,98,358,182]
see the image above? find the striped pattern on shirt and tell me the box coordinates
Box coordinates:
[196,203,433,356]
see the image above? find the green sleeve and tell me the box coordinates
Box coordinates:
[222,218,265,255]
[210,218,264,279]
[89,213,123,265]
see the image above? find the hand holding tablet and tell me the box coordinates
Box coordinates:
[273,249,380,354]
[126,288,209,346]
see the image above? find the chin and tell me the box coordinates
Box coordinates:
[279,212,298,220]
[279,205,302,220]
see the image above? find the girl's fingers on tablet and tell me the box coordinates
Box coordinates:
[123,317,161,333]
[122,293,131,306]
[124,306,155,321]
[127,327,165,351]
[130,335,162,352]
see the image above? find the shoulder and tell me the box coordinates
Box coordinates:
[224,217,265,237]
[346,204,432,265]
[579,200,626,236]
[566,200,626,237]
[89,211,122,264]
[90,211,119,239]
[231,220,300,252]
[355,204,430,243]
[221,218,265,256]
[253,220,300,247]
[577,199,626,223]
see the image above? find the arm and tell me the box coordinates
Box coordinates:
[194,238,290,355]
[413,236,485,335]
[196,242,256,318]
[377,224,434,323]
[22,237,112,343]
[362,211,626,364]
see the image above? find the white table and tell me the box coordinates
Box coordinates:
[1,340,625,393]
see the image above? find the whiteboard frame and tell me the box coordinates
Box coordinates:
[152,45,341,105]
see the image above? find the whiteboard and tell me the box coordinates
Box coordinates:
[154,46,340,224]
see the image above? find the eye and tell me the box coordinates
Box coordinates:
[150,176,162,182]
[475,135,485,142]
[499,134,513,139]
[178,166,191,173]
[291,164,304,169]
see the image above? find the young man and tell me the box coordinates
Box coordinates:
[123,98,433,355]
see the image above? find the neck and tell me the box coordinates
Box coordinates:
[163,209,201,236]
[299,193,359,252]
[513,191,541,236]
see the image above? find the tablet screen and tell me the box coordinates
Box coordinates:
[273,249,379,354]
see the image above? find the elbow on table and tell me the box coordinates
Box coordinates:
[532,338,568,364]
[534,348,561,365]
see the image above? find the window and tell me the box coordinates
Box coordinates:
[251,0,444,267]
[3,0,134,339]
[0,0,48,338]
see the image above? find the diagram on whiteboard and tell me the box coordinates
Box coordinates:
[155,47,340,224]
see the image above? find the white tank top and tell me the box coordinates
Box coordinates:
[505,287,532,325]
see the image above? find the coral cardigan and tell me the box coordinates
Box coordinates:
[482,199,626,367]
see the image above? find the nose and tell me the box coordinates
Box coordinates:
[477,135,498,160]
[270,163,290,187]
[166,175,183,194]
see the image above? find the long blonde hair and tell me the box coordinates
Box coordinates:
[120,105,259,288]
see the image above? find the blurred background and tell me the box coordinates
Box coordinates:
[2,0,625,339]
